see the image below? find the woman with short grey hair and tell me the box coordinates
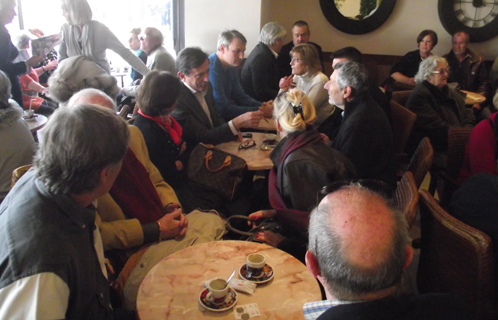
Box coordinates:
[59,0,150,77]
[406,55,475,167]
[0,70,35,203]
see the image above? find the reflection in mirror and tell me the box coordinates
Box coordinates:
[335,0,382,20]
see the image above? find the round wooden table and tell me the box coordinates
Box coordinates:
[137,240,321,320]
[24,114,47,132]
[215,132,276,171]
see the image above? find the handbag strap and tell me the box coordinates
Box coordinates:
[226,215,256,237]
[205,150,232,172]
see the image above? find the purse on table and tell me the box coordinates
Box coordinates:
[188,143,247,201]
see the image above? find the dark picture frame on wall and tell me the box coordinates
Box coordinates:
[319,0,396,35]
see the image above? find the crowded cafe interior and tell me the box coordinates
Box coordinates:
[2,0,498,319]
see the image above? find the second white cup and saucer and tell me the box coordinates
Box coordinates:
[239,253,274,284]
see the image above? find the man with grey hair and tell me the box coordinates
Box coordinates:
[172,47,262,149]
[241,22,286,101]
[121,26,175,97]
[209,29,273,121]
[325,61,396,188]
[67,88,225,310]
[0,104,133,319]
[304,183,472,319]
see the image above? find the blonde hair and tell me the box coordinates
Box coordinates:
[274,88,316,133]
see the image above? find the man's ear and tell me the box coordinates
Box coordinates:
[99,166,111,186]
[219,44,226,54]
[343,85,353,100]
[403,245,413,271]
[177,71,185,81]
[305,250,321,279]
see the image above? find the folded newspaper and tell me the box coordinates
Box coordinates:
[31,33,62,57]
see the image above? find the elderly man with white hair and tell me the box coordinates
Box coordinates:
[241,22,286,102]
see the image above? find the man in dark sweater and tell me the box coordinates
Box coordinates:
[304,183,472,320]
[324,60,396,189]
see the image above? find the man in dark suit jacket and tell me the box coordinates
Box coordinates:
[171,47,262,151]
[275,20,324,77]
[304,183,472,320]
[241,22,286,102]
[325,61,396,189]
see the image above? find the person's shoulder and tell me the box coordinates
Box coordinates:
[309,41,322,51]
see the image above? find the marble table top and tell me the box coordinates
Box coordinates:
[137,240,321,320]
[215,132,276,171]
[24,113,47,132]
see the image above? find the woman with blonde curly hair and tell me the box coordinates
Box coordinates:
[248,89,355,259]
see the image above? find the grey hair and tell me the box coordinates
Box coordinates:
[273,88,316,133]
[61,0,92,25]
[308,184,408,300]
[14,32,31,50]
[0,71,11,109]
[48,56,119,105]
[217,29,247,51]
[414,56,448,84]
[145,27,164,45]
[0,0,15,12]
[176,47,208,76]
[34,104,129,195]
[333,61,369,96]
[258,22,286,46]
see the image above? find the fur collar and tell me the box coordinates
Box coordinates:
[0,101,24,130]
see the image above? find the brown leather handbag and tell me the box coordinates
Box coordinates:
[188,143,247,201]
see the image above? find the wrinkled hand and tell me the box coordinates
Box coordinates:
[319,133,330,144]
[179,141,187,155]
[247,210,277,227]
[26,56,44,67]
[259,101,273,118]
[233,110,263,130]
[159,203,188,240]
[279,75,295,91]
[44,59,58,71]
[255,230,285,247]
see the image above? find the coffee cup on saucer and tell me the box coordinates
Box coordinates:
[246,253,266,279]
[206,277,229,304]
[265,134,277,145]
[24,109,35,119]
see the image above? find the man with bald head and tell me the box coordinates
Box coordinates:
[304,183,472,320]
[67,88,225,310]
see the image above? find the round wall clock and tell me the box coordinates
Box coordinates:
[438,0,498,42]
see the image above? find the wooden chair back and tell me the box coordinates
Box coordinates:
[391,90,412,106]
[394,171,419,228]
[418,190,497,319]
[406,137,434,189]
[390,100,417,155]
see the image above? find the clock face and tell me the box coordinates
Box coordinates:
[454,0,498,28]
[439,0,498,42]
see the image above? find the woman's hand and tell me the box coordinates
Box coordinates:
[247,210,277,227]
[179,141,187,155]
[255,231,285,247]
[175,160,183,171]
[279,75,294,91]
[319,133,330,144]
[44,59,58,71]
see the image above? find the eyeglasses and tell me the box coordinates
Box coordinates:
[291,57,301,63]
[238,139,256,150]
[316,179,394,207]
[432,68,450,75]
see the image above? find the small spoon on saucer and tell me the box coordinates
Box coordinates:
[225,268,237,288]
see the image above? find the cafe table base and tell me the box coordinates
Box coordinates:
[137,240,321,319]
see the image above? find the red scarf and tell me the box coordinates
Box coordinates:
[109,148,164,223]
[138,109,183,145]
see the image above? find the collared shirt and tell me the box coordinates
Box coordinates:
[182,80,238,135]
[303,300,358,320]
[269,47,279,59]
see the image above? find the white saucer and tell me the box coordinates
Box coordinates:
[239,263,274,284]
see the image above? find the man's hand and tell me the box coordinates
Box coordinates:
[158,203,188,240]
[232,110,263,130]
[259,100,274,118]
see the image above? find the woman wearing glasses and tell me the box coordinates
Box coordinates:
[59,0,149,77]
[278,43,333,126]
[248,89,355,260]
[406,56,475,167]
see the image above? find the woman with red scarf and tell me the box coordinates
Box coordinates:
[134,71,223,212]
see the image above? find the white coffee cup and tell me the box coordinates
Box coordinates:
[24,109,34,119]
[206,277,229,304]
[246,253,266,278]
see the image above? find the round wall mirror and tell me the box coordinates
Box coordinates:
[320,0,396,35]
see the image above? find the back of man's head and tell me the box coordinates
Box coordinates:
[258,22,286,46]
[333,60,369,96]
[308,184,409,300]
[67,88,116,111]
[331,47,363,64]
[34,104,129,195]
[176,47,208,76]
